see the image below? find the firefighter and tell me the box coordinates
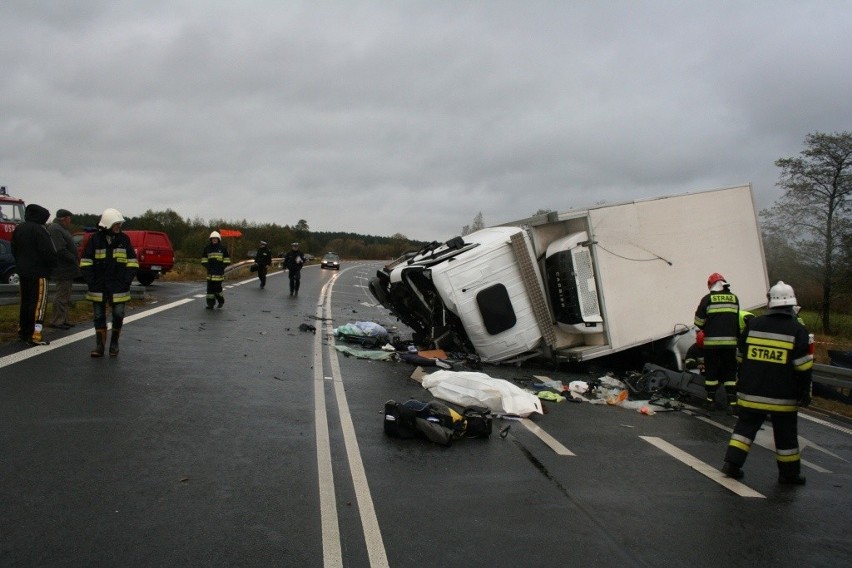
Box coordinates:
[694,272,740,413]
[202,231,231,309]
[721,281,812,485]
[80,208,139,357]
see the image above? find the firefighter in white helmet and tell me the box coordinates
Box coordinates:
[201,231,231,309]
[721,281,813,485]
[79,208,139,357]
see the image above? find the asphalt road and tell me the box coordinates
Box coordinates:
[2,264,850,567]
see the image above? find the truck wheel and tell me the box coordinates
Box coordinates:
[137,271,156,286]
[6,271,19,285]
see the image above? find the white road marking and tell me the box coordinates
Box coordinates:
[696,416,835,473]
[325,277,389,568]
[520,418,576,456]
[639,436,765,498]
[313,277,343,568]
[0,298,195,370]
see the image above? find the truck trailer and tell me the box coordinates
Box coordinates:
[369,184,769,368]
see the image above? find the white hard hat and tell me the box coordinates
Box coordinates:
[209,231,222,240]
[767,281,797,308]
[98,208,125,229]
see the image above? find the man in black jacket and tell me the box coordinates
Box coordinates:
[11,203,57,345]
[283,242,305,296]
[255,240,272,289]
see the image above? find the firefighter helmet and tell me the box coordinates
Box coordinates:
[707,272,726,289]
[98,208,125,229]
[209,231,222,240]
[767,281,797,308]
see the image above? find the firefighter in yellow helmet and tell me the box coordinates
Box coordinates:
[721,281,813,485]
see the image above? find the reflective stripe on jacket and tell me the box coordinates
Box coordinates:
[694,290,739,348]
[80,229,139,303]
[736,311,813,413]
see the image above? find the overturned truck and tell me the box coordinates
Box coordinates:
[370,184,769,369]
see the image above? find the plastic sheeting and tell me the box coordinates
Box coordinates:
[421,370,543,417]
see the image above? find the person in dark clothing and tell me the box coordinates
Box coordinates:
[255,240,272,289]
[80,208,138,357]
[721,281,813,485]
[47,208,81,329]
[694,272,739,413]
[202,231,230,308]
[283,242,306,296]
[11,203,57,345]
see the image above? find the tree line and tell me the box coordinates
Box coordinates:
[66,211,426,265]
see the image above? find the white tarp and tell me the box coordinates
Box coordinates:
[420,370,543,417]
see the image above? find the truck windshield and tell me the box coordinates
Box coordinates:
[0,203,24,222]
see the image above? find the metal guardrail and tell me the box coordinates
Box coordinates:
[813,363,852,390]
[0,283,146,306]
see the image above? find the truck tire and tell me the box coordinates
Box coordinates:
[137,271,156,286]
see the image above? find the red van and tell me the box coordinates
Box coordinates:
[75,230,175,286]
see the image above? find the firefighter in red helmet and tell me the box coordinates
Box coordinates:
[694,272,739,413]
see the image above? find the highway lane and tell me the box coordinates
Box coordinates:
[1,263,850,567]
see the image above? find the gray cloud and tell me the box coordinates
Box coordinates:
[2,1,850,241]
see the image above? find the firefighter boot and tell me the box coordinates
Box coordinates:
[217,294,225,308]
[91,328,107,358]
[109,328,121,357]
[778,474,806,485]
[721,462,744,479]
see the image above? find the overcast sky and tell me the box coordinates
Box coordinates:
[2,1,850,241]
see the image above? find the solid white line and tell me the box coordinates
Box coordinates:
[314,278,343,568]
[695,416,836,472]
[800,411,852,437]
[0,297,195,370]
[520,418,575,456]
[325,271,390,568]
[639,436,765,498]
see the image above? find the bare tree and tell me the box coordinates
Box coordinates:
[762,131,852,333]
[461,211,485,236]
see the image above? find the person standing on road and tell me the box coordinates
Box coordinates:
[202,231,230,308]
[80,208,138,357]
[255,240,272,289]
[721,281,813,485]
[10,203,57,346]
[47,208,80,330]
[283,241,305,296]
[694,272,740,413]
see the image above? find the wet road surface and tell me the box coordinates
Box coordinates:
[2,264,850,567]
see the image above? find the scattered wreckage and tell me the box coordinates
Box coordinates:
[369,184,768,370]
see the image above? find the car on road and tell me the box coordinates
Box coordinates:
[321,252,340,270]
[0,239,19,284]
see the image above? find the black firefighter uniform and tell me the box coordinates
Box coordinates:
[724,310,813,479]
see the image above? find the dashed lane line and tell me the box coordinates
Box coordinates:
[640,436,765,498]
[696,416,836,473]
[520,418,576,456]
